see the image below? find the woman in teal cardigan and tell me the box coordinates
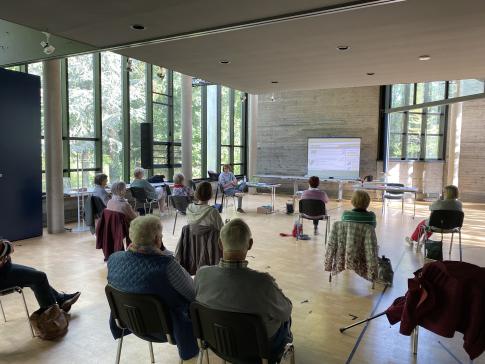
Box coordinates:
[341,190,376,227]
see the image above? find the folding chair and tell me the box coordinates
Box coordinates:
[381,183,405,214]
[170,196,190,235]
[129,187,158,214]
[299,199,330,245]
[424,210,464,261]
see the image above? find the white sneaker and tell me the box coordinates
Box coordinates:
[405,236,414,245]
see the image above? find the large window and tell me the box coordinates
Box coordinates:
[101,52,123,182]
[11,53,248,186]
[67,54,96,187]
[129,59,146,178]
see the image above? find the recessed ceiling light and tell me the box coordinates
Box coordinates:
[131,24,146,30]
[366,72,375,76]
[271,81,279,84]
[418,55,431,61]
[337,45,350,51]
[220,60,230,64]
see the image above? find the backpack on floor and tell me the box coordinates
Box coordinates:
[425,239,443,261]
[377,255,394,286]
[30,304,69,340]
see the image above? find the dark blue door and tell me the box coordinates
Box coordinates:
[0,68,42,241]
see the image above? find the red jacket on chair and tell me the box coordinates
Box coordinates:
[95,210,130,261]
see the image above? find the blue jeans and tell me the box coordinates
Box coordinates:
[0,262,61,308]
[224,182,247,209]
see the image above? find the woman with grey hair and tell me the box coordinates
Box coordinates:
[106,181,137,223]
[107,215,198,360]
[172,173,194,198]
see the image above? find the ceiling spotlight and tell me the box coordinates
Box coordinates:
[131,24,146,30]
[337,45,350,51]
[271,81,279,84]
[219,60,230,64]
[366,72,375,76]
[126,59,133,72]
[40,32,55,55]
[418,55,431,61]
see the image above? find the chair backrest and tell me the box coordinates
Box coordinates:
[384,183,405,196]
[129,186,148,202]
[208,170,220,181]
[190,302,271,363]
[170,195,190,213]
[428,210,464,230]
[91,195,106,216]
[164,184,172,196]
[105,284,175,344]
[299,199,326,217]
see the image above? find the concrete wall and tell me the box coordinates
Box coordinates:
[256,86,380,198]
[459,98,485,202]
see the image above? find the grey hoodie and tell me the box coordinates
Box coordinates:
[186,203,224,231]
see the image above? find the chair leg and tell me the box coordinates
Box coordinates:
[204,348,210,364]
[19,289,34,337]
[0,298,6,322]
[329,272,332,282]
[196,350,204,364]
[173,211,178,235]
[148,342,155,363]
[324,217,330,246]
[412,326,419,355]
[115,330,124,364]
[449,232,454,257]
[401,198,404,212]
[459,229,462,262]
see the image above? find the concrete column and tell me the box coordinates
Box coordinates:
[181,74,193,181]
[43,59,64,233]
[446,101,463,187]
[247,94,258,179]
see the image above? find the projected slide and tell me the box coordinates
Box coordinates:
[307,138,361,179]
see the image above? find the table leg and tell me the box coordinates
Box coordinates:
[272,187,276,212]
[413,192,416,219]
[338,181,343,201]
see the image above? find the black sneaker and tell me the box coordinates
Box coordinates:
[58,292,81,313]
[237,208,246,213]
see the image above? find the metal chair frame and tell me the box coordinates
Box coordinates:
[422,210,464,261]
[129,187,159,215]
[105,284,183,364]
[0,286,35,337]
[298,199,330,245]
[381,183,405,215]
[170,195,191,235]
[190,302,295,364]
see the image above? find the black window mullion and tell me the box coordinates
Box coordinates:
[242,92,248,176]
[168,70,174,180]
[402,111,409,159]
[146,64,153,176]
[216,85,221,171]
[60,59,70,176]
[229,89,235,166]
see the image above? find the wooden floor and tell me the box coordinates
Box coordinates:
[1,194,485,364]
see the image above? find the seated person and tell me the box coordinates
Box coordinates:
[301,176,330,234]
[107,215,198,361]
[106,181,138,223]
[0,239,80,314]
[406,185,462,245]
[172,173,194,198]
[93,173,110,206]
[187,182,223,231]
[130,167,166,212]
[218,164,247,213]
[195,219,293,361]
[341,190,376,227]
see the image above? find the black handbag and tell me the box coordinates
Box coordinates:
[425,239,443,261]
[377,255,394,286]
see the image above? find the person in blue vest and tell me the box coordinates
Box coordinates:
[218,164,247,213]
[107,215,198,361]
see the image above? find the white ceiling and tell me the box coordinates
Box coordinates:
[2,0,485,93]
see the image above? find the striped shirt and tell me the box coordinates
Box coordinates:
[341,209,377,228]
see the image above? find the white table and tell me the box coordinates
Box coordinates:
[353,183,418,218]
[254,174,360,201]
[246,182,281,212]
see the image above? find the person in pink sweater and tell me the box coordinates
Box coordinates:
[301,176,329,234]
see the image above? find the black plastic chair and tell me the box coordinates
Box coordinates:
[190,302,295,364]
[299,199,330,245]
[129,186,158,214]
[170,196,191,235]
[0,287,35,337]
[105,284,182,364]
[207,170,220,181]
[382,183,405,214]
[424,210,464,261]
